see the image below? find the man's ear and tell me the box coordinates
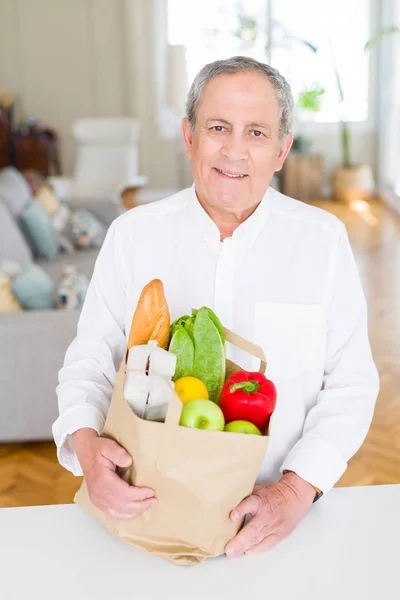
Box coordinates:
[275,132,294,172]
[181,117,194,159]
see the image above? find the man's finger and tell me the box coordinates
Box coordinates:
[126,484,156,502]
[100,439,133,468]
[96,484,157,515]
[106,468,156,502]
[106,508,141,521]
[104,470,155,504]
[245,533,281,555]
[230,494,261,522]
[225,517,267,559]
[121,498,157,516]
[130,498,158,512]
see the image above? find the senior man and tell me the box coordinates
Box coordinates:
[53,56,379,559]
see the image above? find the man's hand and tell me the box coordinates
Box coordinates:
[225,472,316,558]
[72,428,157,521]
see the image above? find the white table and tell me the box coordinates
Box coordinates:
[1,485,398,600]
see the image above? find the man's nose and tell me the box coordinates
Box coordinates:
[221,134,249,162]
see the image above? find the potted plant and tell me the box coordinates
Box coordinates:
[331,26,400,202]
[292,85,325,153]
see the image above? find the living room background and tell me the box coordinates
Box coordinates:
[0,0,382,193]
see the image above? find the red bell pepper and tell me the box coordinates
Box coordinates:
[219,371,277,433]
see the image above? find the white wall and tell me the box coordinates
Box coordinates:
[123,0,181,192]
[0,0,126,175]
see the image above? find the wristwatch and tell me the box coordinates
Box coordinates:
[282,470,323,503]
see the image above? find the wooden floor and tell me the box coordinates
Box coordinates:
[1,197,400,508]
[312,198,400,487]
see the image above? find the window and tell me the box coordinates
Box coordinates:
[168,0,268,79]
[167,0,372,123]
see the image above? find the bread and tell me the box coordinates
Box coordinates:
[127,279,170,349]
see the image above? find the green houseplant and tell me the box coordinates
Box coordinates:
[292,86,325,152]
[331,26,400,201]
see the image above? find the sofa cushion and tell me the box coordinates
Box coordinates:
[37,247,99,281]
[13,263,55,310]
[66,197,118,227]
[56,264,89,310]
[35,184,61,217]
[51,203,75,253]
[0,199,33,265]
[68,209,106,248]
[0,166,32,216]
[19,200,60,260]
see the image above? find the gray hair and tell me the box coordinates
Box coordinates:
[186,56,294,143]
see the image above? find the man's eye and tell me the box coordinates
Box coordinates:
[212,126,225,132]
[251,130,264,138]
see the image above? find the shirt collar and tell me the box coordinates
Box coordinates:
[186,183,274,246]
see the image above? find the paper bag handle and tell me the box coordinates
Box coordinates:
[163,327,267,430]
[164,388,184,429]
[223,326,267,374]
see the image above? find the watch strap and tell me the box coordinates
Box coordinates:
[282,469,323,503]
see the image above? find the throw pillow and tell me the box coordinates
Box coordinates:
[56,265,89,309]
[13,263,55,310]
[68,209,106,249]
[0,166,32,216]
[0,199,33,265]
[35,184,61,217]
[19,200,59,260]
[0,273,22,313]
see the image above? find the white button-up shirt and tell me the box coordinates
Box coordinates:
[53,185,380,493]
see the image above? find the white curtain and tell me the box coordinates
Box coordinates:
[122,0,185,190]
[377,0,400,201]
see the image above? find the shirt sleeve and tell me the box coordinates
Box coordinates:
[52,221,128,475]
[281,225,380,494]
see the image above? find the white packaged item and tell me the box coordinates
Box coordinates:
[124,341,177,422]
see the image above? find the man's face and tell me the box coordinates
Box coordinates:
[182,71,293,213]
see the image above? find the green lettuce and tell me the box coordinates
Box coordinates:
[169,307,226,402]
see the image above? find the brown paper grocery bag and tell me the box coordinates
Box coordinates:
[74,327,270,565]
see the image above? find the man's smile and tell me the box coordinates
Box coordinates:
[214,168,249,179]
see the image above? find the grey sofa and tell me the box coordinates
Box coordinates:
[0,168,118,442]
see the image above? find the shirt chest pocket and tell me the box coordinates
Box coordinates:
[252,302,326,381]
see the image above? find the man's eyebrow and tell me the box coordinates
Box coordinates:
[247,121,271,131]
[206,118,271,132]
[206,118,232,126]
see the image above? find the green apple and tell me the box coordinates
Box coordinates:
[224,420,262,435]
[179,399,225,431]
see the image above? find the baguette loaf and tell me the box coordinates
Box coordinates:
[127,279,170,349]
